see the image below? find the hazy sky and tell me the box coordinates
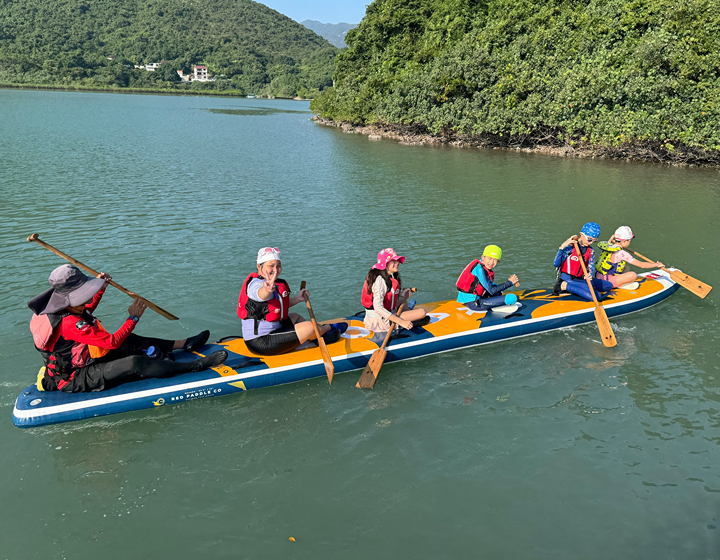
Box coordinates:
[259,0,369,24]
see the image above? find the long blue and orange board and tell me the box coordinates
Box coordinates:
[13,270,679,427]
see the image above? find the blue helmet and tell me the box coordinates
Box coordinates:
[581,222,601,239]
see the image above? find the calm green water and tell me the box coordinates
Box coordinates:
[1,89,719,559]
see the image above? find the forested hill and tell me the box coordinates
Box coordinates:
[301,20,357,48]
[0,0,338,97]
[312,0,720,164]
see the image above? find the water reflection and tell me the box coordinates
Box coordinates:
[203,107,310,116]
[2,89,720,559]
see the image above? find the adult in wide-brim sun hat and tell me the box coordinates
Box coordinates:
[456,244,520,311]
[594,226,664,288]
[553,222,614,301]
[28,264,226,393]
[29,264,107,315]
[237,246,347,356]
[361,248,428,333]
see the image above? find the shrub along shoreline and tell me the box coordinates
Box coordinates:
[313,117,720,167]
[0,83,312,100]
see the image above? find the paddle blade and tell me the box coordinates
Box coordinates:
[594,305,617,347]
[356,348,387,389]
[317,338,334,384]
[669,270,712,299]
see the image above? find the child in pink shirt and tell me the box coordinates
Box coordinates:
[595,226,663,287]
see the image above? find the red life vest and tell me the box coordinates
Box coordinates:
[561,245,592,279]
[361,276,401,311]
[237,273,291,323]
[30,312,82,391]
[456,260,495,298]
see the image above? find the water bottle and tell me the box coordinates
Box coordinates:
[407,299,417,310]
[144,346,160,359]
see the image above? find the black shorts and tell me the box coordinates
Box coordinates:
[245,322,300,356]
[59,334,187,392]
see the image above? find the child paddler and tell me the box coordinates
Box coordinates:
[238,247,346,356]
[362,248,428,332]
[554,222,614,301]
[595,226,664,287]
[28,264,227,392]
[456,245,519,311]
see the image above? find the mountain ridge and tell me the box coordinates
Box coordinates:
[0,0,338,97]
[300,20,357,48]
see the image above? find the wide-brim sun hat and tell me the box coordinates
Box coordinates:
[372,248,406,270]
[27,264,105,315]
[614,226,635,241]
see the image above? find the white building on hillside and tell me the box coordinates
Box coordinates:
[193,65,210,81]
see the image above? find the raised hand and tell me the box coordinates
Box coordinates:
[128,298,147,318]
[96,271,112,287]
[263,268,278,293]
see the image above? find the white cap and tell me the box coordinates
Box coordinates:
[257,247,281,265]
[614,226,634,241]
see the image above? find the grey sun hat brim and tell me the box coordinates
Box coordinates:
[35,277,105,314]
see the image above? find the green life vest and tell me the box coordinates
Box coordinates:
[596,242,627,275]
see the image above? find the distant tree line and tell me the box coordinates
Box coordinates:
[0,0,338,98]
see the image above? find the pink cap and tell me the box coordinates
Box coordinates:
[614,226,634,241]
[372,248,406,270]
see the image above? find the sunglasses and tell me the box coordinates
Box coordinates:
[260,247,280,254]
[582,235,598,243]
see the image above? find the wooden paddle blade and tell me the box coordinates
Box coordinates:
[356,348,387,389]
[317,338,334,384]
[669,270,712,299]
[594,305,617,347]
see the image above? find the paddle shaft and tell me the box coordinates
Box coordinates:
[632,251,667,271]
[299,281,334,383]
[573,241,617,347]
[380,288,416,342]
[27,233,178,320]
[572,242,601,306]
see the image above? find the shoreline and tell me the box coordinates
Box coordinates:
[312,117,720,169]
[0,83,312,101]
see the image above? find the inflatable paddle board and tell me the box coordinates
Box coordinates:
[12,270,679,427]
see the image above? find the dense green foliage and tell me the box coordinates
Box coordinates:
[0,0,337,97]
[312,0,720,154]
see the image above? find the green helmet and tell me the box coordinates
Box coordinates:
[483,244,502,260]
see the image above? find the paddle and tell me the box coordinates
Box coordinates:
[633,251,712,299]
[299,281,334,384]
[356,302,406,389]
[27,233,178,320]
[573,241,617,347]
[356,287,417,389]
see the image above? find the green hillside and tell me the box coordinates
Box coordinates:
[0,0,338,97]
[312,0,720,163]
